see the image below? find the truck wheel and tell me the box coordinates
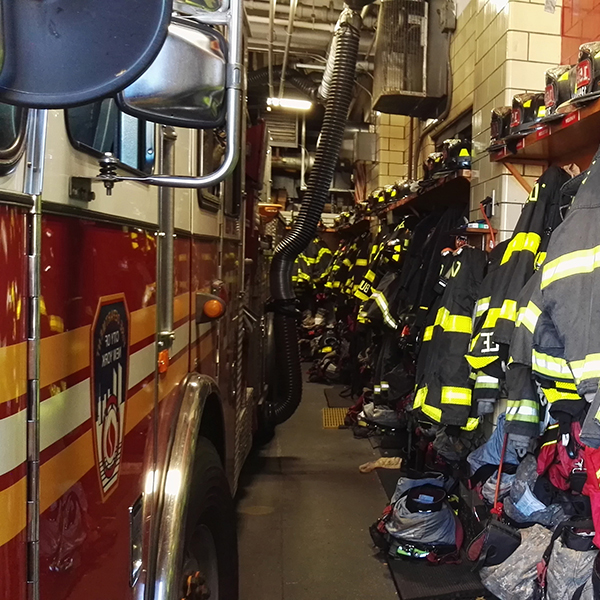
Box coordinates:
[181,437,238,600]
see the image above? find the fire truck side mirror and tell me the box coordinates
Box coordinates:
[116,18,228,129]
[0,0,172,108]
[97,0,243,190]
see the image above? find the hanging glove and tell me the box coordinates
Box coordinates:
[477,399,495,416]
[508,433,531,458]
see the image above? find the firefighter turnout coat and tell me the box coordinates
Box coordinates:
[413,246,487,429]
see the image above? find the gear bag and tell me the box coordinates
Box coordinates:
[481,524,552,600]
[370,475,462,562]
[534,518,597,600]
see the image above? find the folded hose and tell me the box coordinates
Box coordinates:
[247,66,320,101]
[266,8,362,426]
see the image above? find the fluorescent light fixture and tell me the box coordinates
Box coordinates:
[267,97,312,111]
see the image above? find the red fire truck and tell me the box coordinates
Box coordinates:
[0,1,269,599]
[0,0,363,592]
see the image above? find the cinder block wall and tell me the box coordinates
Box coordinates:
[368,0,563,240]
[368,114,411,190]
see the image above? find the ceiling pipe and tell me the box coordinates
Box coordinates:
[248,23,373,54]
[245,1,377,28]
[295,61,374,72]
[278,0,299,98]
[246,0,340,23]
[272,154,315,172]
[268,0,277,98]
[248,14,336,32]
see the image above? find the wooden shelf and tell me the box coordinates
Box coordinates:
[324,215,373,234]
[450,226,497,236]
[489,97,600,168]
[377,170,471,215]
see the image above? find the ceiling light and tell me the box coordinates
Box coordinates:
[267,97,312,111]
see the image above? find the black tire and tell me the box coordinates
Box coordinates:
[183,437,238,600]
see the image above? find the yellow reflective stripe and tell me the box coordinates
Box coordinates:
[317,247,332,260]
[325,281,333,289]
[542,387,580,403]
[332,281,341,288]
[413,386,428,409]
[474,374,499,389]
[482,307,501,329]
[475,296,491,317]
[542,439,558,448]
[371,290,398,329]
[355,258,368,266]
[542,245,600,289]
[354,289,370,301]
[535,251,547,270]
[392,253,400,262]
[462,417,480,431]
[515,301,541,333]
[506,399,539,423]
[433,307,472,334]
[365,270,375,282]
[441,386,472,406]
[570,354,600,384]
[343,258,352,267]
[498,299,517,323]
[532,350,573,380]
[415,386,478,428]
[414,386,443,422]
[423,326,434,341]
[466,354,498,370]
[501,231,541,265]
[421,403,442,422]
[555,381,578,392]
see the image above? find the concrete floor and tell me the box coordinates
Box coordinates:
[236,378,399,600]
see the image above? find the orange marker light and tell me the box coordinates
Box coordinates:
[203,299,224,319]
[158,349,169,374]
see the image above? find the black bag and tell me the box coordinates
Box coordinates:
[466,519,521,569]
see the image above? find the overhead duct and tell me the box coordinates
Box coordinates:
[264,111,299,148]
[264,5,365,427]
[372,0,453,118]
[248,66,320,101]
[271,154,315,171]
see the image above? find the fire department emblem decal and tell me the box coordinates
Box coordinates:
[91,295,130,499]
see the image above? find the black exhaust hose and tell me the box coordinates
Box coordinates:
[266,14,361,426]
[247,66,320,101]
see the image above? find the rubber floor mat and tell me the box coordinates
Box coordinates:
[377,468,401,499]
[322,407,347,429]
[388,555,491,600]
[324,385,354,408]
